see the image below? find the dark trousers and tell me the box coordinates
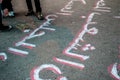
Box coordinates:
[26,0,42,13]
[0,4,2,26]
[1,0,13,12]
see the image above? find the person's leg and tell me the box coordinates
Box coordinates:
[0,5,3,27]
[25,0,34,16]
[34,0,44,20]
[0,3,12,31]
[1,0,7,10]
[0,8,12,31]
[26,0,33,12]
[34,0,41,13]
[1,0,14,17]
[7,0,14,17]
[7,0,13,12]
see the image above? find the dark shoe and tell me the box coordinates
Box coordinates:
[0,25,12,31]
[36,12,44,20]
[25,11,34,16]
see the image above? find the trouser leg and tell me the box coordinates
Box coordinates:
[0,4,3,27]
[1,0,7,10]
[7,0,13,12]
[1,0,13,11]
[34,0,42,13]
[26,0,33,12]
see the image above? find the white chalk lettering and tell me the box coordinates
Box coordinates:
[20,42,36,49]
[62,12,99,62]
[15,15,57,47]
[0,52,7,61]
[8,47,29,56]
[53,57,85,70]
[30,64,67,80]
[114,16,120,19]
[94,0,111,12]
[57,0,86,16]
[81,44,95,51]
[108,63,120,80]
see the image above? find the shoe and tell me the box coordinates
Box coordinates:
[0,25,12,31]
[25,11,34,16]
[36,12,44,20]
[8,11,15,17]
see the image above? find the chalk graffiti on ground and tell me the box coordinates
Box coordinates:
[108,46,120,80]
[0,0,115,80]
[0,53,7,61]
[56,0,86,16]
[30,64,67,80]
[8,14,57,56]
[108,63,120,80]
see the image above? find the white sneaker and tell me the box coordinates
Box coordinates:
[8,11,15,17]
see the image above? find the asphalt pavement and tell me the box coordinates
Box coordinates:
[0,0,120,80]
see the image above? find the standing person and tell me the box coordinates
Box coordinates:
[0,0,12,31]
[25,0,44,20]
[1,0,15,17]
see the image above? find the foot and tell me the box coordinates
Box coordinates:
[8,11,15,17]
[25,11,34,16]
[36,12,44,20]
[0,25,13,31]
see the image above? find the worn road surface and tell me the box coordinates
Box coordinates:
[0,0,120,80]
